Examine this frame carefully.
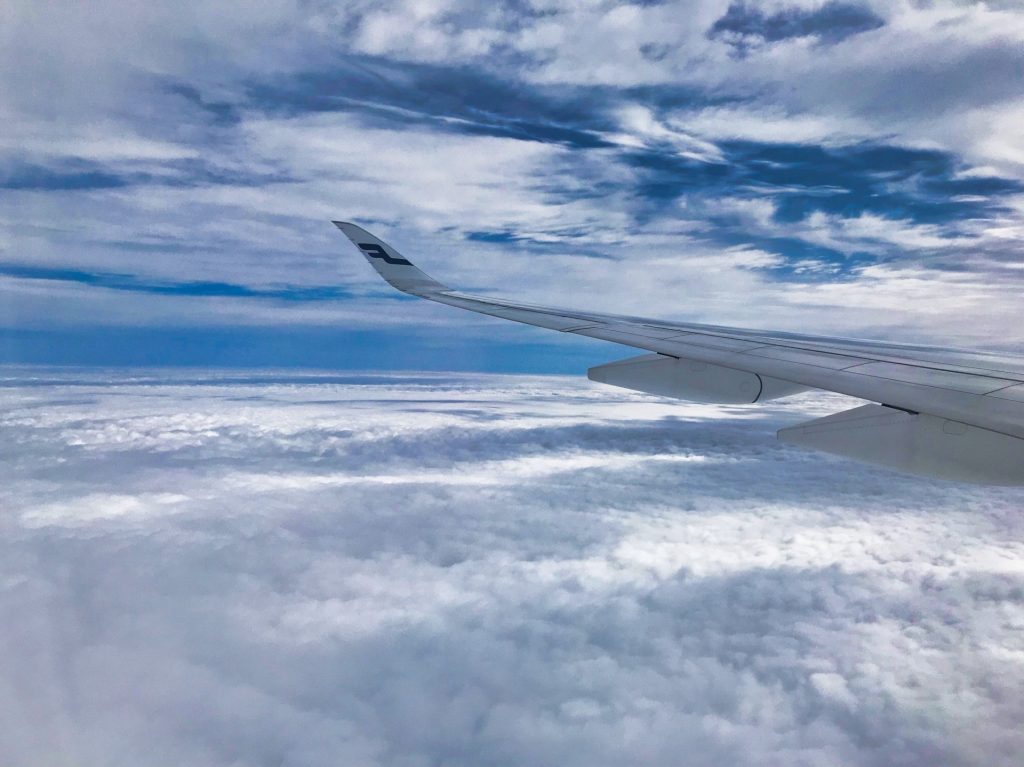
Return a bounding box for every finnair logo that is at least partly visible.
[358,243,411,266]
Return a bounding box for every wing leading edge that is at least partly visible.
[333,221,1024,485]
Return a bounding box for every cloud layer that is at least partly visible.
[2,1,1024,366]
[2,370,1023,765]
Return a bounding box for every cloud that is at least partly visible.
[707,1,886,55]
[2,370,1023,766]
[0,263,355,301]
[2,0,1024,367]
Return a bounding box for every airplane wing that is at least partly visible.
[333,221,1024,485]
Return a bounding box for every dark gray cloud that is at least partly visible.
[2,370,1022,765]
[708,1,886,54]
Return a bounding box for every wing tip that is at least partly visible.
[332,219,374,242]
[330,219,449,295]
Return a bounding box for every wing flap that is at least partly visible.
[779,404,1024,485]
[990,384,1024,402]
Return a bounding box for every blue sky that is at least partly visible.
[3,0,1024,370]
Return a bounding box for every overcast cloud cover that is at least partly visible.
[2,369,1023,766]
[3,0,1024,366]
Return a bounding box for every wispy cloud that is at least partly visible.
[2,0,1024,366]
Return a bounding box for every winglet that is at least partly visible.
[332,221,447,296]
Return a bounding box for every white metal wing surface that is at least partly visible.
[334,221,1024,485]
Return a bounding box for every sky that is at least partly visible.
[3,0,1024,370]
[4,7,1024,765]
[3,369,1023,767]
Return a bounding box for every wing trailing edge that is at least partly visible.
[779,404,1024,485]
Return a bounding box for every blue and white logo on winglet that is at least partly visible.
[334,219,448,295]
[358,243,412,266]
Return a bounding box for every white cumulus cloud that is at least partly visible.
[1,369,1022,766]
